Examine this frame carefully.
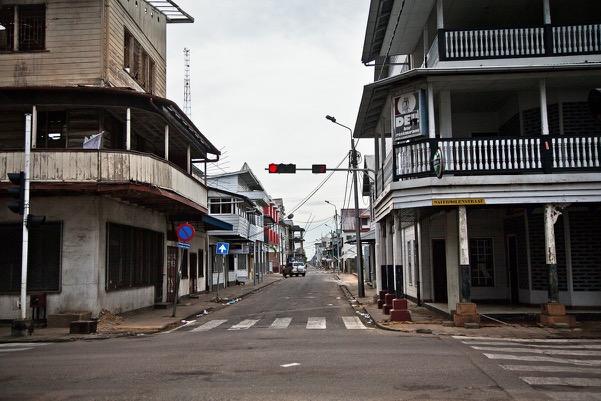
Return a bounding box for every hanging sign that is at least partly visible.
[393,91,424,141]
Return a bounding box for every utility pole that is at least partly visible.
[326,115,365,298]
[20,114,32,321]
[183,48,191,117]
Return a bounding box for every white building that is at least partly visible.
[357,0,601,321]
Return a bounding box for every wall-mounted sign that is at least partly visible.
[393,90,428,141]
[432,199,486,206]
[431,147,444,179]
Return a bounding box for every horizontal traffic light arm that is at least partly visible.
[266,166,376,175]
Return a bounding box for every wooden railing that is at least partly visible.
[439,23,600,61]
[394,135,601,180]
[0,150,208,206]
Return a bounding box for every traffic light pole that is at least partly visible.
[20,114,32,321]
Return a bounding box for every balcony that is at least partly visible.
[394,134,601,180]
[438,23,601,62]
[0,149,208,213]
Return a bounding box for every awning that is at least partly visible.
[146,0,194,23]
[202,215,233,231]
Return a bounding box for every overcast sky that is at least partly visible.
[165,1,373,257]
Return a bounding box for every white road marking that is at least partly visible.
[0,343,49,347]
[270,318,292,329]
[0,348,33,353]
[228,319,259,330]
[483,353,601,367]
[280,363,300,368]
[163,319,196,334]
[454,336,601,344]
[464,341,601,350]
[191,319,227,332]
[501,365,601,374]
[342,316,367,330]
[472,346,601,357]
[306,317,326,330]
[521,376,601,387]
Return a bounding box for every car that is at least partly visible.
[291,261,306,277]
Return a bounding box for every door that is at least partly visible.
[166,246,178,303]
[155,245,164,303]
[189,252,198,294]
[432,239,448,303]
[506,235,519,304]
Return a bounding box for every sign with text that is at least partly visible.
[393,90,427,141]
[432,199,486,206]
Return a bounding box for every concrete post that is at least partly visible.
[543,0,551,24]
[436,0,444,29]
[544,204,560,303]
[375,222,383,293]
[540,79,550,136]
[427,83,436,139]
[393,212,403,297]
[125,108,131,150]
[458,206,470,303]
[31,105,37,149]
[439,90,452,138]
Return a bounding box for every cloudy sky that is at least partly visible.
[165,1,373,256]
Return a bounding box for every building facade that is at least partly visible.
[357,0,601,320]
[0,0,226,320]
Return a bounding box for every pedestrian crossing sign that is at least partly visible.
[216,242,229,255]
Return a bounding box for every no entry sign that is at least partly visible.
[176,223,195,243]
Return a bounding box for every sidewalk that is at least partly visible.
[336,273,601,339]
[0,275,283,343]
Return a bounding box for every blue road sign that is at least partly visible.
[177,242,191,249]
[216,242,230,255]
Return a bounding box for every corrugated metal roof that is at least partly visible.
[146,0,194,23]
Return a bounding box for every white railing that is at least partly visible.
[0,150,208,207]
[443,27,545,59]
[395,135,601,179]
[553,24,601,54]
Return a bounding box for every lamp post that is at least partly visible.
[325,115,365,298]
[324,200,341,273]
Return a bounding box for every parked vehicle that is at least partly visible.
[291,261,306,277]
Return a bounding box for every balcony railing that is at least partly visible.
[394,135,601,180]
[439,23,601,61]
[0,149,208,207]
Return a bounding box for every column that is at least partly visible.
[544,204,559,303]
[458,206,470,303]
[539,79,549,136]
[427,83,436,139]
[392,212,403,297]
[436,0,444,30]
[423,26,429,68]
[31,105,37,149]
[439,90,452,138]
[543,0,551,24]
[445,210,460,309]
[375,222,383,293]
[164,125,169,160]
[186,145,191,174]
[125,108,131,150]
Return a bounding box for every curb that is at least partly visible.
[0,278,284,343]
[337,283,379,329]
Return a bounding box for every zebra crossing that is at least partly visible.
[0,342,49,355]
[454,336,601,400]
[189,316,369,332]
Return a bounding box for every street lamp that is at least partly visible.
[325,115,365,298]
[324,200,341,273]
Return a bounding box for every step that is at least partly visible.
[47,312,92,328]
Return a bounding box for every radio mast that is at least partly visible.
[183,48,191,117]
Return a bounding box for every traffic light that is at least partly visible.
[311,164,327,174]
[268,163,296,174]
[7,171,25,215]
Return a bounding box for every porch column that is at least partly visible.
[439,90,452,138]
[544,204,560,303]
[539,79,550,136]
[427,83,436,139]
[392,212,403,297]
[543,0,551,24]
[436,0,444,29]
[164,125,169,160]
[31,105,37,148]
[423,27,429,67]
[125,107,131,150]
[186,145,191,174]
[458,206,470,303]
[374,222,383,292]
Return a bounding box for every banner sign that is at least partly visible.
[393,90,428,141]
[432,199,486,206]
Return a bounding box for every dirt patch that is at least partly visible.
[96,309,124,333]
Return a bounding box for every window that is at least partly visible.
[470,238,494,287]
[123,29,155,93]
[106,223,163,291]
[0,223,62,293]
[0,5,45,52]
[209,198,235,214]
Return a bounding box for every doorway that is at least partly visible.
[506,235,519,303]
[189,252,198,294]
[432,239,448,303]
[166,246,178,303]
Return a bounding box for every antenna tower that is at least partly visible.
[183,48,191,117]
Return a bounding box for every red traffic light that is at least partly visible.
[312,164,327,174]
[267,163,296,174]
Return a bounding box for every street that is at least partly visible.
[0,269,570,401]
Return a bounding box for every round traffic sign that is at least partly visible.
[176,222,195,243]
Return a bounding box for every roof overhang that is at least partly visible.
[362,0,435,64]
[202,214,233,231]
[146,0,194,23]
[354,63,601,138]
[0,86,220,159]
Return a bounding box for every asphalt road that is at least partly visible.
[0,268,570,401]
